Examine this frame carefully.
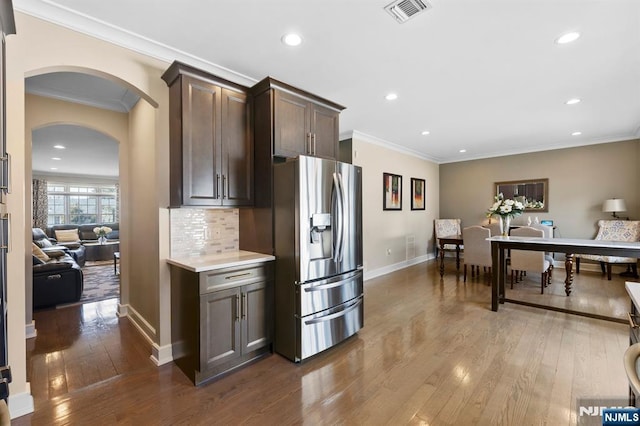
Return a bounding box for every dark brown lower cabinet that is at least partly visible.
[171,262,273,385]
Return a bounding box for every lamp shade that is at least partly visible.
[603,198,627,213]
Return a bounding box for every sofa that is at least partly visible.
[32,244,84,309]
[32,227,86,267]
[46,223,119,243]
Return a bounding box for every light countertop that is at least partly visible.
[626,282,640,309]
[167,250,275,273]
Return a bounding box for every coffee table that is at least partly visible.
[84,241,120,262]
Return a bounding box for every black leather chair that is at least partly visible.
[32,254,84,309]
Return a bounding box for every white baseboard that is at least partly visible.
[151,342,173,366]
[9,388,34,419]
[124,304,173,366]
[364,253,434,281]
[25,321,37,340]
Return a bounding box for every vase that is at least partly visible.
[500,216,511,237]
[98,236,106,245]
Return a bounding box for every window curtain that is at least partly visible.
[32,178,48,230]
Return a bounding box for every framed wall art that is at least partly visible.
[383,172,402,210]
[411,178,425,210]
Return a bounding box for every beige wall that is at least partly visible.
[440,139,640,239]
[352,135,439,277]
[8,11,170,416]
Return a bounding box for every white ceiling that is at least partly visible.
[15,0,640,163]
[32,124,119,178]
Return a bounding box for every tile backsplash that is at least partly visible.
[170,208,239,258]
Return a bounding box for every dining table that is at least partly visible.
[489,235,640,319]
[438,234,463,276]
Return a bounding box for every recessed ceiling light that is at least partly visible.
[459,149,466,153]
[566,98,581,105]
[53,145,66,149]
[281,33,302,46]
[555,31,580,45]
[51,157,61,160]
[385,93,398,101]
[571,131,582,136]
[50,167,58,170]
[421,130,430,136]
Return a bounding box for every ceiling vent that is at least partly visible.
[384,0,432,24]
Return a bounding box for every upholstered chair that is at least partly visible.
[434,218,463,258]
[509,226,551,293]
[575,220,640,280]
[462,226,491,283]
[530,223,554,281]
[485,222,503,237]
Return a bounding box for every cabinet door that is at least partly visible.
[181,76,222,206]
[221,89,253,206]
[273,90,309,158]
[241,281,271,354]
[201,287,241,370]
[310,104,339,160]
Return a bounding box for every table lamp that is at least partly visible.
[602,198,627,219]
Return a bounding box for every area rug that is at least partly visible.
[79,263,120,304]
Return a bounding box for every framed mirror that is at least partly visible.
[495,178,548,212]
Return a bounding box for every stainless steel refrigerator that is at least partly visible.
[273,155,363,362]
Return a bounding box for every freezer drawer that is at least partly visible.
[299,295,363,361]
[297,269,362,317]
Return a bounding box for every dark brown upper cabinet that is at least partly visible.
[252,77,344,160]
[162,61,253,207]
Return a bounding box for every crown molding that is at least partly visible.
[440,134,639,164]
[13,0,258,87]
[342,130,441,163]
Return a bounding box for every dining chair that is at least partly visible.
[434,218,462,258]
[509,226,551,293]
[530,223,554,282]
[485,222,502,237]
[462,226,491,283]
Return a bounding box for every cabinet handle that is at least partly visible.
[241,292,246,319]
[0,213,8,253]
[225,272,252,280]
[216,174,221,199]
[222,175,226,199]
[236,294,240,321]
[312,134,316,155]
[0,153,10,195]
[629,312,639,329]
[307,133,312,155]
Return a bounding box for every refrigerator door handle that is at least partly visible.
[304,297,362,325]
[337,172,347,262]
[301,270,360,292]
[332,172,344,263]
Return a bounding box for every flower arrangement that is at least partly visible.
[526,200,544,209]
[93,226,113,238]
[487,193,525,219]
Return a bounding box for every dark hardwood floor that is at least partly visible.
[14,259,630,425]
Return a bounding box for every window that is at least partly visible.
[47,183,118,225]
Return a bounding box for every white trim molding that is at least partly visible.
[8,388,34,419]
[344,130,440,163]
[364,253,434,281]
